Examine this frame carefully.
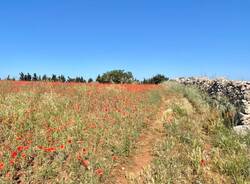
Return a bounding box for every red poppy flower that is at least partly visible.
[16,137,22,141]
[5,172,11,179]
[9,160,15,166]
[95,168,104,176]
[82,148,88,155]
[44,147,56,152]
[59,145,65,149]
[11,151,18,159]
[37,146,44,150]
[0,162,4,170]
[17,146,23,152]
[27,140,33,144]
[81,160,89,169]
[200,159,206,167]
[77,154,82,161]
[21,153,26,158]
[17,145,29,152]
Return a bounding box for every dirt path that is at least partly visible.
[109,93,195,184]
[112,97,169,184]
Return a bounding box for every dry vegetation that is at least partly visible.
[0,81,249,183]
[132,82,250,184]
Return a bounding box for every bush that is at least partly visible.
[143,74,169,84]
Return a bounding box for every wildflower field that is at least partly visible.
[0,81,249,184]
[0,81,162,183]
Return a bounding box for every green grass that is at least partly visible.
[135,82,250,184]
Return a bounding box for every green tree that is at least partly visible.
[67,77,72,82]
[88,78,93,83]
[42,75,47,81]
[32,73,38,81]
[97,70,134,84]
[27,73,32,81]
[19,72,25,81]
[58,75,66,82]
[96,75,101,82]
[51,74,57,82]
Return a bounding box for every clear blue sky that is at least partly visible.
[0,0,249,80]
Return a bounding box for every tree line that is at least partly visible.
[18,72,92,83]
[2,70,169,84]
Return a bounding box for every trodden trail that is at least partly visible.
[109,94,173,184]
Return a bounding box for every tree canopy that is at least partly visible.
[96,70,134,84]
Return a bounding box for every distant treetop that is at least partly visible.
[142,74,169,84]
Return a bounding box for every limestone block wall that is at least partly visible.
[175,77,250,134]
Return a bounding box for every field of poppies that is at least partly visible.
[1,81,249,184]
[0,81,163,183]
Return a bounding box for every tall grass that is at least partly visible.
[0,82,162,183]
[136,82,250,183]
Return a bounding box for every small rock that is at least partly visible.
[244,120,250,125]
[233,125,250,136]
[238,112,248,119]
[244,93,250,101]
[240,114,250,122]
[241,99,249,106]
[242,107,250,114]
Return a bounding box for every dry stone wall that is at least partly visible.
[175,77,250,134]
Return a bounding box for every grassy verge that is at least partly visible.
[136,82,250,184]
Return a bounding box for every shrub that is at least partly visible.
[143,74,169,84]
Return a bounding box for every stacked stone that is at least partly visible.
[175,77,250,135]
